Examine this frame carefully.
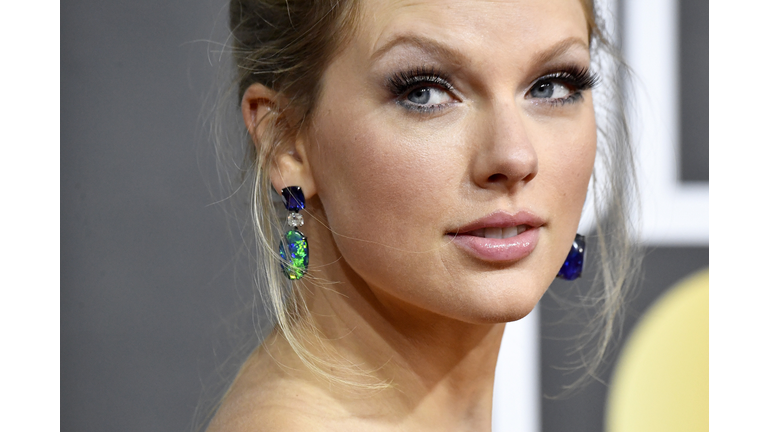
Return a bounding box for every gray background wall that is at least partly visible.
[61,2,255,430]
[60,1,708,431]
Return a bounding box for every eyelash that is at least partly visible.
[530,66,600,105]
[386,65,600,112]
[387,66,455,113]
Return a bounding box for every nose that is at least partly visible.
[471,100,538,191]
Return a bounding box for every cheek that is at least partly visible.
[308,129,452,305]
[537,111,597,234]
[309,110,458,257]
[550,130,594,198]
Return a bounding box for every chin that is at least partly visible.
[456,293,544,325]
[434,272,554,325]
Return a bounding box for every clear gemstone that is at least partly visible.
[287,212,304,227]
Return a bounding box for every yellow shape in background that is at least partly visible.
[605,269,709,432]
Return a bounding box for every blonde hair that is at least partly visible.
[213,0,641,393]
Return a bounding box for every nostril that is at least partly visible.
[521,171,536,183]
[487,173,508,183]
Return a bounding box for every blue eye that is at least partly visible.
[529,80,573,100]
[527,67,600,104]
[405,86,452,107]
[408,88,431,104]
[388,67,456,112]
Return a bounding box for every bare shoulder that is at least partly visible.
[205,347,343,432]
[206,402,325,432]
[206,383,332,432]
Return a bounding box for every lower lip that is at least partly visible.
[448,227,540,263]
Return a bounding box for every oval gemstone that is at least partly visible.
[279,229,309,280]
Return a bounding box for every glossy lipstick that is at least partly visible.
[447,211,542,263]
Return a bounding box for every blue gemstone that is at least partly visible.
[281,186,305,212]
[557,234,585,281]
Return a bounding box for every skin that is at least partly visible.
[209,0,596,430]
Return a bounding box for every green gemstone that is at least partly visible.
[279,229,308,280]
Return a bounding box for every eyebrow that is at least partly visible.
[531,37,590,65]
[370,34,469,65]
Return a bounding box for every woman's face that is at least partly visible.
[304,0,596,323]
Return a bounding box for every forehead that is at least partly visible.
[352,0,590,68]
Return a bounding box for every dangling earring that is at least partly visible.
[279,186,309,280]
[557,234,585,280]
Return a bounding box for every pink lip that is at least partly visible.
[447,211,543,263]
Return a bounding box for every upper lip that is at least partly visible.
[448,210,545,235]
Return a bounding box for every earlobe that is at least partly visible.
[241,83,317,200]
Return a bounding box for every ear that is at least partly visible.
[241,84,317,200]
